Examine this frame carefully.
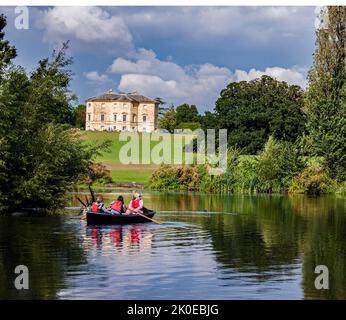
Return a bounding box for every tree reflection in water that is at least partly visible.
[0,216,86,299]
[0,193,345,299]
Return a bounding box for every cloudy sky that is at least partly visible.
[2,6,317,112]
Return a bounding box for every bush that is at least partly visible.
[149,164,201,191]
[336,181,346,195]
[148,138,339,195]
[256,136,305,193]
[233,155,259,193]
[289,164,337,195]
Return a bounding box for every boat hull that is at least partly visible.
[86,210,156,225]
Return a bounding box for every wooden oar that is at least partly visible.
[77,197,87,208]
[160,210,236,215]
[131,210,161,225]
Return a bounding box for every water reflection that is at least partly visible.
[0,216,86,299]
[84,224,154,253]
[0,193,345,299]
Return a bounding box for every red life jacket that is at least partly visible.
[131,198,140,209]
[111,200,123,212]
[91,202,101,213]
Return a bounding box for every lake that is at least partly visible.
[0,192,345,299]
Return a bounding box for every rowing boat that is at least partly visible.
[86,208,156,225]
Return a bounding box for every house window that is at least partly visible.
[143,115,147,122]
[101,114,105,122]
[133,114,136,122]
[88,114,91,121]
[114,114,117,122]
[123,126,126,131]
[123,114,126,122]
[88,103,91,108]
[113,126,116,131]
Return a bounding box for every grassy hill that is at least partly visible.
[80,131,194,185]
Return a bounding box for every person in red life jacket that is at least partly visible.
[126,192,144,215]
[91,195,105,213]
[109,195,126,215]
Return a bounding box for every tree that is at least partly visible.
[154,97,168,118]
[73,104,86,129]
[215,75,306,154]
[305,6,346,181]
[29,42,75,125]
[175,103,200,126]
[0,16,107,213]
[200,111,218,131]
[0,14,16,74]
[158,106,177,132]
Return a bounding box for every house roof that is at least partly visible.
[86,90,157,103]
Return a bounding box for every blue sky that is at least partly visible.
[2,6,317,112]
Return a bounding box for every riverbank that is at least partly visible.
[81,131,345,195]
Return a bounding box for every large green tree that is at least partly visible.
[29,42,75,125]
[175,103,200,126]
[0,14,16,74]
[305,6,346,181]
[215,75,305,154]
[200,111,218,131]
[158,106,177,132]
[0,17,105,212]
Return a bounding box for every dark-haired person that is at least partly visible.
[109,195,126,215]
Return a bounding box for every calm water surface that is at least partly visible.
[0,193,345,299]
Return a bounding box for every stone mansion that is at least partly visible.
[85,90,159,132]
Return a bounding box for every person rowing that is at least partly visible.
[125,192,144,215]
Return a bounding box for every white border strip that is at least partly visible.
[0,1,345,6]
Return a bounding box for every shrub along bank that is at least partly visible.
[149,137,343,195]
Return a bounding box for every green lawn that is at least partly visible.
[110,170,152,184]
[81,131,193,162]
[81,131,129,163]
[80,131,195,184]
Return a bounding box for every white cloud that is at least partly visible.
[37,7,133,51]
[111,49,307,111]
[110,48,187,80]
[84,71,111,84]
[233,67,307,88]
